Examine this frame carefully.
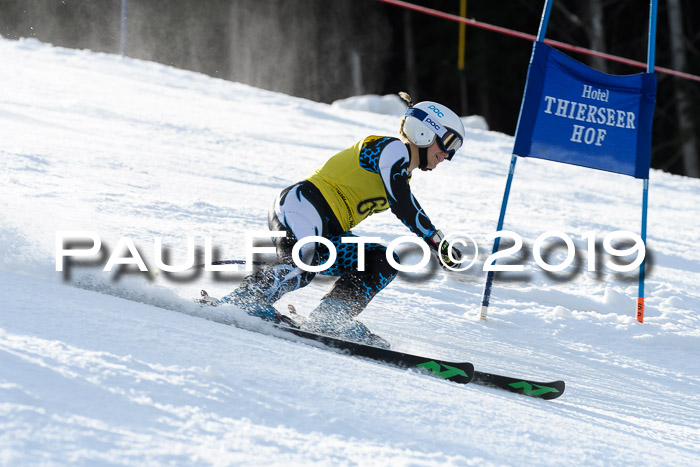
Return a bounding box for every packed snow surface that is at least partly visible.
[1,38,699,465]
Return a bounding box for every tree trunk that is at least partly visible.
[403,9,418,100]
[587,0,608,73]
[667,0,700,177]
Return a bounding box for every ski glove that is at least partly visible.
[426,230,463,270]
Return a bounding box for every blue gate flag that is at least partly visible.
[513,42,657,179]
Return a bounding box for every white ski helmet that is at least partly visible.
[400,94,465,161]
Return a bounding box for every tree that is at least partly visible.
[666,0,700,177]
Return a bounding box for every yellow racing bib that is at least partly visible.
[306,136,403,231]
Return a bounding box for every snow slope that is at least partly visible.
[1,37,699,465]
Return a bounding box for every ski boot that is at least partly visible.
[200,289,298,327]
[303,298,390,349]
[217,278,281,321]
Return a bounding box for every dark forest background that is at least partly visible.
[1,0,699,178]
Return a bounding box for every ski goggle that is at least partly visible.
[405,107,463,160]
[438,128,463,160]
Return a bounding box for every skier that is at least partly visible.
[216,93,466,347]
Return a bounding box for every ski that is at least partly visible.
[196,291,474,385]
[471,371,566,400]
[273,324,475,385]
[279,305,564,399]
[200,291,564,398]
[73,283,565,398]
[272,324,564,399]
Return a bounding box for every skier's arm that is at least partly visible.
[376,142,437,241]
[377,141,463,269]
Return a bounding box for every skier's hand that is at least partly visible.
[427,230,464,270]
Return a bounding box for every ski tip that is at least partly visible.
[546,380,566,399]
[522,380,566,400]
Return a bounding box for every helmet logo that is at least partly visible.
[425,117,441,131]
[428,104,445,118]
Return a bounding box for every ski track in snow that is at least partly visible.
[1,37,699,465]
